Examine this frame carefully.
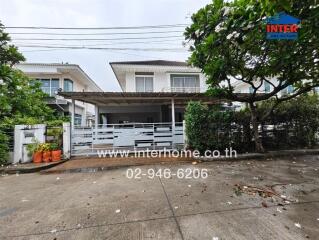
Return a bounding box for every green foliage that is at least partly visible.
[0,22,63,164]
[185,0,319,152]
[26,138,41,157]
[185,95,319,153]
[261,95,319,148]
[185,101,210,153]
[185,0,318,98]
[0,131,9,165]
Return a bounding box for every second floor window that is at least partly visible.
[64,79,73,92]
[136,76,153,92]
[170,75,199,92]
[264,82,271,93]
[39,78,59,96]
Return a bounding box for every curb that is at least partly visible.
[0,159,69,175]
[195,149,319,162]
[40,160,194,174]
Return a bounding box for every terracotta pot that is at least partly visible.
[42,151,51,163]
[51,150,62,162]
[33,152,42,163]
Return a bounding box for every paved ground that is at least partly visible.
[42,156,194,174]
[0,155,319,240]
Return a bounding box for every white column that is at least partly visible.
[95,105,99,142]
[71,99,75,130]
[171,98,175,146]
[63,122,71,159]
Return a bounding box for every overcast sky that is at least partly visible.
[0,0,211,91]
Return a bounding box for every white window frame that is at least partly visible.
[38,78,60,96]
[135,75,154,92]
[170,74,200,92]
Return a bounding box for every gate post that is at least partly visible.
[63,122,71,159]
[183,120,187,150]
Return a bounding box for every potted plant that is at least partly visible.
[51,143,62,162]
[41,143,51,163]
[27,139,42,163]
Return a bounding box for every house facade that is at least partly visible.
[15,63,103,126]
[59,60,220,155]
[101,60,208,124]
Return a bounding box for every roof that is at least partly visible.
[59,92,226,106]
[110,60,189,67]
[15,63,103,92]
[267,12,301,24]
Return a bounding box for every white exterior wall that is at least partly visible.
[121,67,207,93]
[15,63,101,124]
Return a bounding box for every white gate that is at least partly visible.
[71,122,184,156]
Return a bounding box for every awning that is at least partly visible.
[59,92,228,106]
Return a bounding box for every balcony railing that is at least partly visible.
[161,87,202,93]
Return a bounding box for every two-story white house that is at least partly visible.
[60,60,219,155]
[15,63,103,126]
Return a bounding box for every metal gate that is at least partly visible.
[71,122,184,156]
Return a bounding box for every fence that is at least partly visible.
[71,122,185,156]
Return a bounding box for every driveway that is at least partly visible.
[0,155,318,240]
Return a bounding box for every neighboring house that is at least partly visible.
[15,63,103,126]
[233,78,295,96]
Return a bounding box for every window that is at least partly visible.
[287,85,294,94]
[249,87,254,94]
[64,79,73,92]
[39,78,60,96]
[50,79,59,96]
[170,75,199,92]
[74,114,82,126]
[264,82,271,93]
[135,76,153,92]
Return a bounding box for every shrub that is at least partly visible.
[0,131,9,165]
[185,95,319,153]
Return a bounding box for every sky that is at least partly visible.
[0,0,211,91]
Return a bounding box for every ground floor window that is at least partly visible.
[74,114,82,126]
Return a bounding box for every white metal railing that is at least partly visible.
[161,87,203,93]
[71,122,184,156]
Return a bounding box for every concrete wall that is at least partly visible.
[124,71,207,92]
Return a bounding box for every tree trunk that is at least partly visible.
[249,102,265,153]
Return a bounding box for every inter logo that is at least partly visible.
[266,12,300,40]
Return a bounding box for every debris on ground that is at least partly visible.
[294,223,301,228]
[115,209,121,213]
[261,202,268,208]
[50,229,57,233]
[233,184,295,202]
[201,184,207,193]
[192,161,198,165]
[227,201,232,205]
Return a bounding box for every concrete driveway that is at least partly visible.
[0,155,318,240]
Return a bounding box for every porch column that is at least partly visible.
[171,98,175,145]
[95,105,99,141]
[71,99,75,130]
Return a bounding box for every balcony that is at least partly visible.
[161,87,202,93]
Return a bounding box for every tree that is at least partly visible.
[185,0,319,152]
[0,22,56,164]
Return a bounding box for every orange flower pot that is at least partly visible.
[42,151,51,163]
[51,150,62,162]
[33,152,43,163]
